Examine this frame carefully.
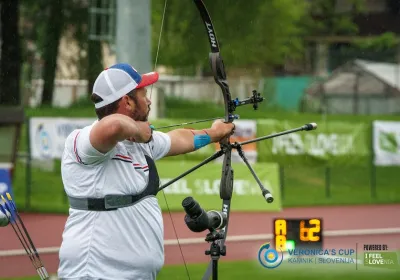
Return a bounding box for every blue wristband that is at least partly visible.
[194,134,211,150]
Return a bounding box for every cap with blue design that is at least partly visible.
[92,63,159,109]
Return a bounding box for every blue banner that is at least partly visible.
[0,168,16,223]
[0,168,14,199]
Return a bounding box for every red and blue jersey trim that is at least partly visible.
[111,154,149,172]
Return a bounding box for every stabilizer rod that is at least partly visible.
[237,123,317,146]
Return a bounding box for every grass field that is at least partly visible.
[8,96,400,213]
[7,258,400,280]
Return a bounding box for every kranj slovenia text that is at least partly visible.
[286,249,356,265]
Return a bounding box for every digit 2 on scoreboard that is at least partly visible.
[273,218,323,251]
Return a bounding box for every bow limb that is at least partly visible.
[193,1,235,279]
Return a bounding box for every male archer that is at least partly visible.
[57,63,235,280]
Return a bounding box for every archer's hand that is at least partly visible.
[127,121,153,143]
[210,120,235,142]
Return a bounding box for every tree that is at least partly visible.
[152,0,309,76]
[40,0,64,105]
[20,0,103,104]
[304,0,365,36]
[0,0,21,106]
[86,0,107,98]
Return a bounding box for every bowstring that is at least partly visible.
[150,0,191,279]
[149,0,167,101]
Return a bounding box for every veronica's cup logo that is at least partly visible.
[258,242,283,269]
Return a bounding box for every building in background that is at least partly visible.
[303,59,400,115]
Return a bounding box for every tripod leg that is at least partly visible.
[201,198,230,280]
[202,262,213,280]
[201,256,219,280]
[235,145,274,203]
[204,241,221,280]
[212,259,218,280]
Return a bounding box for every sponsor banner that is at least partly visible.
[373,121,400,166]
[364,252,399,270]
[256,119,370,166]
[29,118,258,162]
[0,167,17,223]
[0,168,13,200]
[29,117,378,167]
[156,160,281,212]
[29,117,95,160]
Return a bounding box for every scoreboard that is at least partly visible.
[273,218,323,251]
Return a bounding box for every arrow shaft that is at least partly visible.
[153,114,239,130]
[155,117,221,130]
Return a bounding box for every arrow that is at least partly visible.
[150,114,239,130]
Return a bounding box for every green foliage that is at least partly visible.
[16,0,374,87]
[352,32,400,51]
[151,0,374,74]
[20,0,95,84]
[151,0,202,69]
[20,0,48,55]
[152,0,309,74]
[239,0,309,71]
[304,0,366,36]
[0,0,22,105]
[20,0,90,62]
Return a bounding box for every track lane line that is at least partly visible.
[1,227,400,257]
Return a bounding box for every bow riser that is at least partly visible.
[209,54,232,123]
[220,150,233,200]
[209,54,234,123]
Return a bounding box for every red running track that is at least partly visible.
[0,204,399,279]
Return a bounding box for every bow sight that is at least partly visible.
[230,90,264,111]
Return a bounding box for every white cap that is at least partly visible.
[92,63,159,109]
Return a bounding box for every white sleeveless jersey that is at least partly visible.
[58,121,171,280]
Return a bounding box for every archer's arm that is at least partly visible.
[90,114,152,154]
[165,120,235,156]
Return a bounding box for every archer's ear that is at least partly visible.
[122,95,135,111]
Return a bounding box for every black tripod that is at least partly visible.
[204,230,225,280]
[158,122,317,280]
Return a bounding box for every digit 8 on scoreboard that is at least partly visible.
[273,218,323,251]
